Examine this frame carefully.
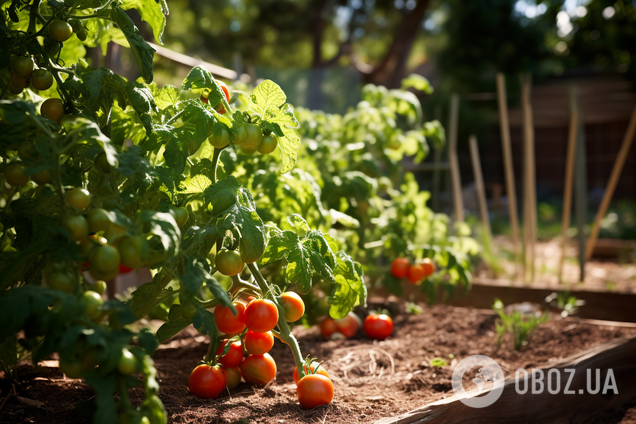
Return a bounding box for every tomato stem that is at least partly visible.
[247,263,307,380]
[211,147,222,184]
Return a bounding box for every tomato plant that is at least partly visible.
[0,0,368,418]
[363,313,394,340]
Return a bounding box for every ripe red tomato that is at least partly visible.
[119,263,134,274]
[391,257,410,278]
[245,299,279,333]
[293,362,330,386]
[281,292,305,322]
[320,318,337,339]
[297,374,334,409]
[214,302,246,335]
[223,366,241,390]
[216,340,244,368]
[239,353,277,385]
[421,258,436,277]
[407,264,426,285]
[214,80,231,114]
[363,313,393,340]
[244,330,274,355]
[335,312,360,338]
[188,364,227,399]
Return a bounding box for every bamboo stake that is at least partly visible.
[469,135,492,241]
[585,104,636,261]
[520,73,537,283]
[496,73,520,277]
[558,86,579,283]
[448,94,463,222]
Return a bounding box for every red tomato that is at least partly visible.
[421,258,436,277]
[297,375,334,409]
[224,366,241,390]
[188,364,227,399]
[216,340,244,368]
[239,353,277,385]
[335,312,360,338]
[119,263,133,274]
[363,314,394,340]
[391,257,410,278]
[245,299,279,333]
[320,318,337,339]
[244,330,274,355]
[214,80,230,114]
[281,292,305,322]
[293,362,330,386]
[246,295,256,304]
[214,302,246,335]
[407,264,426,285]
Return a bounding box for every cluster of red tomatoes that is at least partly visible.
[201,81,279,156]
[391,257,436,285]
[188,292,334,409]
[320,311,394,341]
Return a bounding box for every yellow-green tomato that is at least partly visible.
[11,56,34,77]
[258,134,278,154]
[209,128,230,148]
[233,125,247,145]
[81,291,103,319]
[48,19,73,42]
[118,236,144,269]
[31,70,54,90]
[90,244,120,273]
[215,249,244,276]
[66,188,91,211]
[48,272,75,293]
[171,207,188,227]
[41,98,64,124]
[86,208,111,233]
[117,348,137,375]
[64,215,89,241]
[92,280,107,295]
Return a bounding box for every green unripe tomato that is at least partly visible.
[3,163,29,186]
[215,249,244,276]
[117,348,137,375]
[89,266,118,282]
[233,125,247,145]
[181,301,198,319]
[11,56,34,78]
[8,83,23,95]
[48,19,73,42]
[171,207,188,227]
[258,134,278,154]
[66,188,91,211]
[90,244,120,273]
[208,128,230,148]
[64,215,89,241]
[48,272,75,293]
[118,236,144,269]
[92,280,107,295]
[86,208,111,233]
[94,152,112,173]
[41,98,64,124]
[242,124,263,150]
[80,290,103,320]
[31,70,54,90]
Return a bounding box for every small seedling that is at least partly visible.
[493,299,549,350]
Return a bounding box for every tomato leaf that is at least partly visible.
[329,251,367,319]
[110,6,155,83]
[121,0,167,45]
[180,256,232,309]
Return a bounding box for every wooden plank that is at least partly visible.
[469,135,492,241]
[147,42,238,80]
[448,94,463,222]
[558,86,579,283]
[585,104,636,260]
[375,337,636,424]
[496,73,520,276]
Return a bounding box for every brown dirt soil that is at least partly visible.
[2,304,636,424]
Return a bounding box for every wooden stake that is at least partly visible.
[469,135,492,241]
[558,86,579,283]
[448,94,463,222]
[520,73,537,283]
[585,104,636,261]
[496,73,520,276]
[574,100,588,282]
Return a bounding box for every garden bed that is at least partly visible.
[2,304,636,424]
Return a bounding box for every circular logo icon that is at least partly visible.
[451,355,505,408]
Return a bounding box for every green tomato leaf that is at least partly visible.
[110,6,155,83]
[121,0,167,44]
[401,73,433,94]
[329,251,367,319]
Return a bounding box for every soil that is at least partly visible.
[478,237,636,293]
[2,304,636,424]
